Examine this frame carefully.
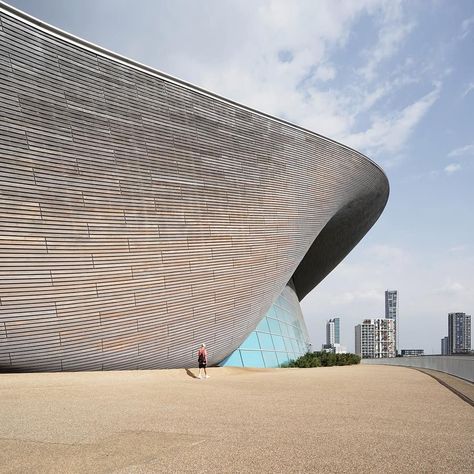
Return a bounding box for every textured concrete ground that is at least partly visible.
[414,367,474,404]
[0,365,472,473]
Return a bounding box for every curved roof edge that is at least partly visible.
[292,178,389,301]
[0,1,386,178]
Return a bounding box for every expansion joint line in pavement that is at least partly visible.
[413,368,474,407]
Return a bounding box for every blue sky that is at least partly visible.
[8,0,473,353]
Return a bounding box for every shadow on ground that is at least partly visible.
[184,368,199,379]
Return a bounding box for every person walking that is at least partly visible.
[197,343,209,379]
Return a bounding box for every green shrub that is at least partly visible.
[284,351,361,368]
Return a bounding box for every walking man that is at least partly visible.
[197,343,209,379]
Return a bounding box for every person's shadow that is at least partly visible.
[185,368,199,379]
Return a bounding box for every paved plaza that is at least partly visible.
[0,365,472,473]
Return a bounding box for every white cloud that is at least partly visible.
[350,72,422,117]
[358,83,392,111]
[343,83,441,158]
[369,244,410,262]
[434,279,466,296]
[460,16,474,39]
[444,163,461,174]
[314,64,336,81]
[340,289,383,304]
[358,2,415,81]
[358,21,415,81]
[448,245,467,253]
[463,82,474,97]
[448,143,474,158]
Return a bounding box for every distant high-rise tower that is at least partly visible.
[322,318,346,353]
[355,319,396,358]
[385,290,398,354]
[441,336,449,355]
[448,313,471,354]
[355,320,375,358]
[326,318,340,345]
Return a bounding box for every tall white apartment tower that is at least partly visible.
[385,290,398,355]
[355,321,375,358]
[355,319,396,358]
[326,318,340,345]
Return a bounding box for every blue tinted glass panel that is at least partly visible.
[221,350,243,367]
[256,318,270,333]
[262,351,279,368]
[275,306,287,321]
[281,300,291,312]
[240,332,260,350]
[280,323,290,337]
[218,281,311,368]
[276,352,290,366]
[257,332,274,350]
[298,340,306,354]
[271,335,286,351]
[240,350,265,368]
[283,337,293,352]
[266,306,277,318]
[289,338,299,353]
[267,318,281,335]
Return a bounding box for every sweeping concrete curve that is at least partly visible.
[0,2,389,372]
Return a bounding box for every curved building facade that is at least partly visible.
[0,3,389,372]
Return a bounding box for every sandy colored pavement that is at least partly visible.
[0,365,472,473]
[413,368,474,403]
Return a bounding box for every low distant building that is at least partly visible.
[321,343,347,354]
[355,319,396,358]
[441,336,449,355]
[401,349,424,357]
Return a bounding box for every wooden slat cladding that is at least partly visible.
[0,5,389,372]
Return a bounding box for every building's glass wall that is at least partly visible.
[219,281,311,368]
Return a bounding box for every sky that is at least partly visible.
[7,0,473,354]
